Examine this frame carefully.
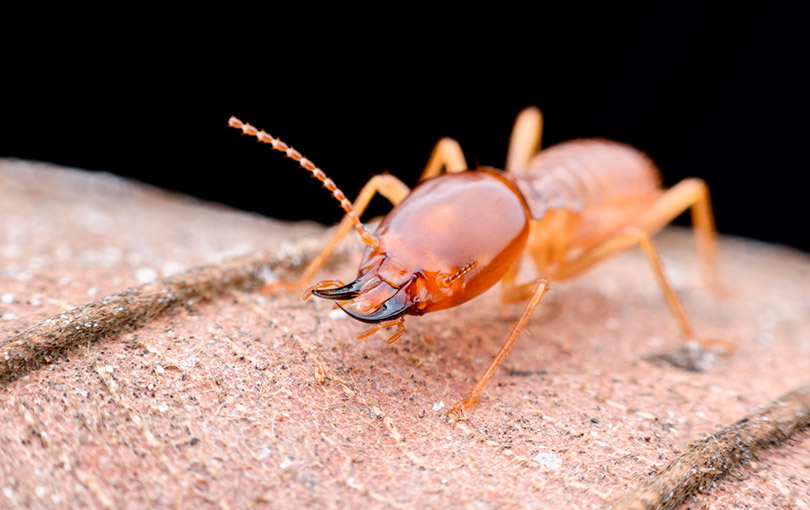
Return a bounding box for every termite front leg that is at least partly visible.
[269,174,411,293]
[449,279,549,418]
[356,317,406,345]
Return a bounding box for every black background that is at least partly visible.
[3,6,806,252]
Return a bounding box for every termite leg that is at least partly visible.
[552,227,732,352]
[418,138,468,181]
[554,227,695,337]
[302,280,346,300]
[265,175,410,293]
[500,258,540,303]
[356,317,406,344]
[505,106,544,173]
[449,279,549,418]
[502,211,579,303]
[634,178,719,291]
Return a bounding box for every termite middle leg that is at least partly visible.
[418,138,468,181]
[502,211,579,303]
[449,278,549,417]
[267,174,410,292]
[505,106,544,173]
[500,259,538,303]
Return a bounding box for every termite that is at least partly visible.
[229,108,720,417]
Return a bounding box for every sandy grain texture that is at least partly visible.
[1,159,808,509]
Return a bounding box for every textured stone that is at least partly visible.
[1,159,808,509]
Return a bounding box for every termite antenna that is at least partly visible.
[228,116,377,247]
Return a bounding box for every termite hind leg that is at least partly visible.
[418,138,468,181]
[552,228,733,354]
[635,178,720,293]
[448,279,549,418]
[505,107,544,173]
[264,174,411,294]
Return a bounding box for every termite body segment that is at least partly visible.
[230,108,719,417]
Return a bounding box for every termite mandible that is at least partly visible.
[229,108,721,417]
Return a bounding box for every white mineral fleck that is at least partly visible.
[127,252,144,266]
[104,365,114,373]
[258,266,277,285]
[2,487,16,505]
[76,207,112,234]
[1,244,22,258]
[81,250,100,265]
[102,246,122,265]
[533,452,563,470]
[161,261,185,277]
[29,255,50,268]
[135,267,158,284]
[54,245,72,260]
[329,308,347,320]
[1,293,13,304]
[432,401,446,411]
[15,270,33,281]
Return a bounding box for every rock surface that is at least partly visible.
[1,159,808,509]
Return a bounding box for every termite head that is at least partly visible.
[309,256,417,323]
[308,170,532,325]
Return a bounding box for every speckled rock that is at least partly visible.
[1,159,808,509]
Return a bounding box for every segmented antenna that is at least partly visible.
[228,116,377,247]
